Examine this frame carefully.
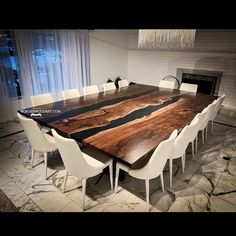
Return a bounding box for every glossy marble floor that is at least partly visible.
[0,116,236,212]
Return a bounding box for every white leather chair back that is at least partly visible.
[159,80,176,89]
[83,85,99,96]
[199,103,216,130]
[102,82,116,92]
[170,117,199,159]
[30,93,53,107]
[129,129,178,179]
[118,79,129,88]
[17,112,56,152]
[212,94,226,120]
[62,89,80,100]
[180,83,198,93]
[189,108,207,140]
[52,129,102,179]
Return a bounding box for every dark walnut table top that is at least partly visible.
[19,84,217,168]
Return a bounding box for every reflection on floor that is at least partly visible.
[0,117,236,212]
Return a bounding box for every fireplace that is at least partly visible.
[176,68,223,95]
[182,73,217,95]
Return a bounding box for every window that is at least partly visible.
[31,32,62,94]
[0,31,22,99]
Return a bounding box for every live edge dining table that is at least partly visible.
[18,84,218,169]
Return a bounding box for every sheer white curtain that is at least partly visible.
[14,29,90,108]
[60,30,91,91]
[0,32,19,122]
[0,67,16,122]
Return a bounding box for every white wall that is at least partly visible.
[127,30,236,109]
[88,30,236,109]
[89,30,128,90]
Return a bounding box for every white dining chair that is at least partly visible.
[17,112,57,179]
[168,117,199,187]
[191,108,208,154]
[30,93,54,133]
[51,129,113,211]
[102,82,116,92]
[118,79,129,88]
[114,129,178,206]
[158,80,176,89]
[198,102,217,144]
[83,85,99,96]
[30,93,54,107]
[209,94,226,134]
[62,89,80,100]
[180,83,198,93]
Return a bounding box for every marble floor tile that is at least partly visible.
[61,177,141,212]
[117,161,190,211]
[0,170,12,186]
[150,206,162,212]
[118,173,166,201]
[213,172,236,200]
[3,160,33,182]
[86,188,149,212]
[0,149,16,161]
[0,139,13,151]
[150,190,174,212]
[172,158,201,185]
[188,174,210,194]
[8,138,31,159]
[0,132,27,150]
[50,169,67,189]
[0,143,7,151]
[226,161,236,176]
[214,172,236,192]
[168,197,203,212]
[0,188,18,212]
[215,192,236,206]
[32,151,65,180]
[86,200,149,212]
[200,154,228,173]
[51,169,82,192]
[64,188,99,211]
[0,158,24,173]
[188,171,222,194]
[33,161,58,180]
[14,170,45,195]
[176,186,209,211]
[165,175,189,195]
[0,119,236,212]
[19,199,42,212]
[85,173,115,196]
[36,191,72,212]
[0,181,24,207]
[27,179,59,203]
[215,110,236,127]
[0,181,39,211]
[193,150,210,165]
[207,196,236,212]
[60,202,83,212]
[0,120,23,138]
